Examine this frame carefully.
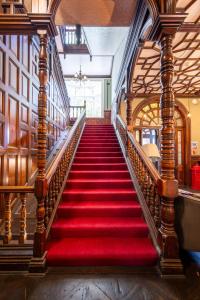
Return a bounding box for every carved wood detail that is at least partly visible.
[33,31,48,258]
[158,32,183,275]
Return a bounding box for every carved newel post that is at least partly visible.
[33,30,48,260]
[158,32,183,274]
[149,13,186,275]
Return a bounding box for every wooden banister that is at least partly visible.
[116,114,185,274]
[127,132,160,183]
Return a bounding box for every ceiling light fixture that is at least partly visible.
[74,65,87,83]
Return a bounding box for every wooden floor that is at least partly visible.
[0,268,199,300]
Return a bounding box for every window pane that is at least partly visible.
[66,79,103,118]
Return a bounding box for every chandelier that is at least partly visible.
[74,65,87,83]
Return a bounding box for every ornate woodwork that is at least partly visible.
[116,115,160,248]
[33,30,48,258]
[158,32,183,274]
[0,34,69,188]
[126,93,133,129]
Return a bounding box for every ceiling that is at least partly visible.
[55,0,137,26]
[131,0,200,96]
[59,27,129,77]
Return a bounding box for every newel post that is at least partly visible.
[33,30,48,261]
[158,32,183,275]
[149,14,186,275]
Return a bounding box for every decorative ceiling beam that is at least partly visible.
[148,14,187,41]
[0,13,57,36]
[179,23,200,32]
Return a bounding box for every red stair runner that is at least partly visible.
[47,124,158,267]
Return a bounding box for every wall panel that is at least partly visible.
[0,35,70,187]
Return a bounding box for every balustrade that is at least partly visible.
[70,101,86,120]
[0,187,34,245]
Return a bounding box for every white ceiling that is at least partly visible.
[83,27,129,56]
[60,54,113,77]
[59,27,129,77]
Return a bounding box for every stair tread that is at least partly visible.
[66,179,132,183]
[58,200,140,208]
[52,216,147,226]
[47,124,158,268]
[47,237,158,266]
[63,189,136,194]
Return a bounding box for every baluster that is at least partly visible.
[52,177,56,208]
[44,194,49,228]
[154,190,161,228]
[146,174,151,207]
[48,182,54,220]
[3,193,12,244]
[149,181,155,219]
[19,193,27,244]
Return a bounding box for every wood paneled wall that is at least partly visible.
[0,35,69,186]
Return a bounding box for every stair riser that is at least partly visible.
[68,171,130,179]
[80,139,118,143]
[83,129,115,132]
[77,147,121,152]
[71,164,128,171]
[74,157,124,163]
[66,181,133,189]
[75,152,123,157]
[62,192,137,201]
[82,134,116,137]
[50,227,148,239]
[57,207,142,218]
[79,143,119,147]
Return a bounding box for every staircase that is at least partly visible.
[47,124,158,267]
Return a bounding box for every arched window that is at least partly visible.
[132,99,189,186]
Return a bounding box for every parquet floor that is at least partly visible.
[0,268,199,300]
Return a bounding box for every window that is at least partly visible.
[66,79,103,118]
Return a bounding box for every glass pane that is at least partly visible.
[135,130,140,143]
[66,79,103,118]
[176,118,183,126]
[151,103,158,109]
[135,118,140,126]
[177,130,182,164]
[143,105,149,112]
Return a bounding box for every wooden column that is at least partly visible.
[158,32,183,275]
[149,14,186,275]
[33,30,48,259]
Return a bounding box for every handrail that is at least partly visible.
[127,132,160,183]
[116,114,161,251]
[116,115,160,182]
[0,186,34,193]
[0,110,86,249]
[46,110,85,185]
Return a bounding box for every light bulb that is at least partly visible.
[192,99,198,105]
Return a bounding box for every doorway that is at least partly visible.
[133,100,190,186]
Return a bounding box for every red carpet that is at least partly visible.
[47,125,158,267]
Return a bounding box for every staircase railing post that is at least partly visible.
[148,14,186,275]
[32,29,48,267]
[148,13,186,275]
[158,31,183,275]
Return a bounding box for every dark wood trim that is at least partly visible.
[0,13,57,37]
